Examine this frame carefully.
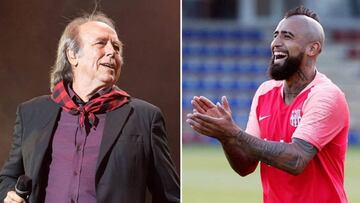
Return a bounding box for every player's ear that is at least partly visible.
[307,42,321,56]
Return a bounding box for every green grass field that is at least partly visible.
[182,145,360,203]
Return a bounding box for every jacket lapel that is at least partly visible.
[95,103,132,179]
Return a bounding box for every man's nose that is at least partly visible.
[271,36,282,49]
[105,42,116,57]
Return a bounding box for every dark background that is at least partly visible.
[0,0,180,175]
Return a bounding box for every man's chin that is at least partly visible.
[98,75,117,86]
[269,64,287,80]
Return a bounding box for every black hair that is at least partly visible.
[284,6,320,22]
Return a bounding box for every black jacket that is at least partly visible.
[0,95,180,203]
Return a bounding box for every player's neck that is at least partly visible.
[283,68,316,104]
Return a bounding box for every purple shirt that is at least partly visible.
[44,86,107,203]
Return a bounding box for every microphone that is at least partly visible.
[15,175,32,200]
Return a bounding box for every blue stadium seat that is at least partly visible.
[182,80,199,91]
[233,114,249,128]
[182,97,192,109]
[182,28,193,39]
[183,28,264,41]
[210,29,227,39]
[182,46,191,56]
[182,62,191,73]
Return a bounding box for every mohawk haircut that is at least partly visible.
[284,6,320,22]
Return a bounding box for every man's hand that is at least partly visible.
[191,96,224,117]
[187,96,241,143]
[4,191,25,203]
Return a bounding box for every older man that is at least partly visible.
[0,13,179,203]
[187,6,349,203]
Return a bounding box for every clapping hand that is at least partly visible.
[186,96,241,143]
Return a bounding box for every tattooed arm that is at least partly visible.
[221,138,259,176]
[187,96,317,176]
[229,131,317,175]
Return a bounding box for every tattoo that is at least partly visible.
[296,70,308,81]
[285,138,317,171]
[235,131,317,175]
[283,81,308,104]
[220,135,259,176]
[283,70,317,104]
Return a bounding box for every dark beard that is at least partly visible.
[268,52,304,80]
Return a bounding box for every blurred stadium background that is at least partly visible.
[182,0,360,202]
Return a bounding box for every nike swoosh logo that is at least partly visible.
[259,115,271,121]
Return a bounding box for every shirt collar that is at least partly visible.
[67,83,113,106]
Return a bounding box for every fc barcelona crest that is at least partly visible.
[290,109,301,127]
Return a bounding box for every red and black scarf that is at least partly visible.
[51,80,130,128]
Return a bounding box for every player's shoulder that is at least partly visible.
[310,72,345,99]
[255,79,282,96]
[303,72,348,112]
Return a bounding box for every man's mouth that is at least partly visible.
[273,51,288,63]
[100,63,115,69]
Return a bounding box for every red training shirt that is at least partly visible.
[246,71,349,203]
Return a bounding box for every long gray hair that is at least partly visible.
[49,12,122,92]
